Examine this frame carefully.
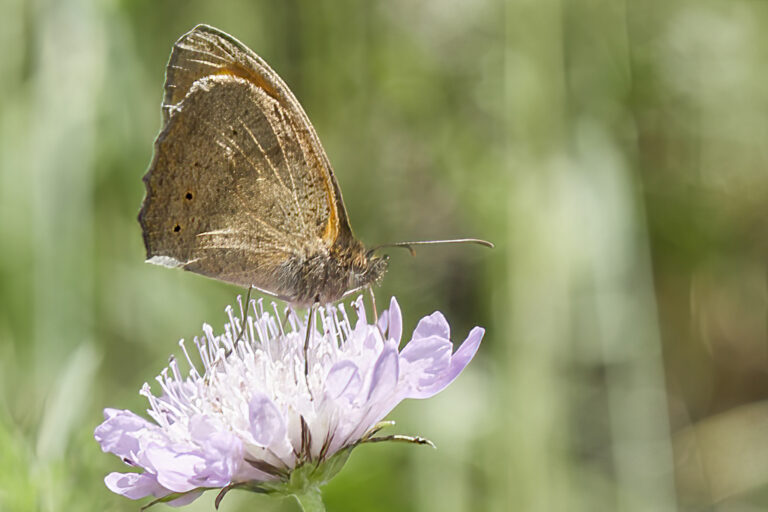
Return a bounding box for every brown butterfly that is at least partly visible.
[139,25,491,308]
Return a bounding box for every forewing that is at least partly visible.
[139,27,348,296]
[160,24,354,243]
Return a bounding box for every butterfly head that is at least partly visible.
[349,250,389,291]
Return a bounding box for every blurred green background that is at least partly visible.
[2,0,768,510]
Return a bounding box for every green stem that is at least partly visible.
[292,487,325,512]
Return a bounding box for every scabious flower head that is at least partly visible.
[95,296,484,508]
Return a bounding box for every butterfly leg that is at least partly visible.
[303,302,317,379]
[233,285,254,348]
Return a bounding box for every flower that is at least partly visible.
[95,296,484,509]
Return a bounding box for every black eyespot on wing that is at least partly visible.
[173,224,181,232]
[185,192,193,200]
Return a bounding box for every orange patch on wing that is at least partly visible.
[321,177,339,244]
[216,68,281,103]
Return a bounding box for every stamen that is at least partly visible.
[168,357,196,406]
[158,367,171,389]
[321,308,331,340]
[331,308,344,347]
[257,297,265,318]
[272,303,285,337]
[286,307,298,333]
[222,323,233,347]
[317,305,327,333]
[265,313,279,339]
[178,339,199,377]
[244,317,256,354]
[209,347,227,374]
[292,308,305,335]
[331,306,343,344]
[155,373,189,414]
[338,303,352,340]
[352,296,366,325]
[250,309,266,347]
[253,315,270,358]
[155,395,185,424]
[225,305,239,346]
[194,335,212,370]
[248,300,265,345]
[169,356,182,383]
[140,383,169,428]
[237,294,245,333]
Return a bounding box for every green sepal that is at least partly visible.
[260,445,354,496]
[212,447,354,510]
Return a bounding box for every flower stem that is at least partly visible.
[292,488,325,512]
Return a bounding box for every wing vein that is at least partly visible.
[264,104,308,233]
[282,112,327,227]
[201,115,304,243]
[229,125,288,191]
[193,31,237,60]
[242,99,291,192]
[185,58,221,68]
[174,44,229,63]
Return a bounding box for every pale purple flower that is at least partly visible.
[95,296,484,507]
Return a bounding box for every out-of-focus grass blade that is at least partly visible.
[36,343,100,462]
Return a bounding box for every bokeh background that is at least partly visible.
[2,0,768,510]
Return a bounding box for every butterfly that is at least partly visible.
[139,25,490,308]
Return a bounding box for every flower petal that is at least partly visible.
[412,311,450,341]
[196,430,242,487]
[249,393,286,447]
[377,308,389,336]
[403,327,484,399]
[94,408,155,460]
[367,342,399,403]
[387,297,402,345]
[104,471,168,500]
[336,342,402,448]
[449,327,484,375]
[182,416,243,487]
[325,360,362,402]
[144,445,205,493]
[399,336,452,369]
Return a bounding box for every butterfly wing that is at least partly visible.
[139,25,354,298]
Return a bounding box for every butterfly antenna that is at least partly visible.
[368,238,494,257]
